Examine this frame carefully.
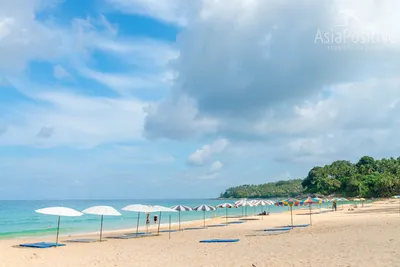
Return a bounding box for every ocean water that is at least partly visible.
[0,199,293,239]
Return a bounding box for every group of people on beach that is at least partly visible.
[145,213,158,227]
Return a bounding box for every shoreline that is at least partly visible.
[2,201,399,267]
[0,202,365,241]
[0,206,287,240]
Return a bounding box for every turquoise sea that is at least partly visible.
[0,199,297,239]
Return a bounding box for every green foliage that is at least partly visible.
[302,156,400,197]
[220,156,400,198]
[219,179,304,198]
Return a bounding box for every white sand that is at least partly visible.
[1,202,399,267]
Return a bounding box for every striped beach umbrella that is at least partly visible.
[216,203,234,224]
[170,205,192,231]
[254,200,274,218]
[235,200,253,217]
[301,197,321,226]
[276,198,303,228]
[193,204,217,228]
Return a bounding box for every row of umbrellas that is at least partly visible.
[275,197,373,228]
[35,196,380,245]
[35,200,277,245]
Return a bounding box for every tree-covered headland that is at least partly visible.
[219,156,400,198]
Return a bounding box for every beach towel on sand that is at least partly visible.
[200,239,239,243]
[19,242,65,248]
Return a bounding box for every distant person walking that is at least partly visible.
[332,201,337,211]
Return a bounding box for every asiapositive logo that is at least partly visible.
[314,9,395,51]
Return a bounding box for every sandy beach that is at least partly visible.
[1,201,399,267]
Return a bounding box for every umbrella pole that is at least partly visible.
[56,216,60,246]
[100,215,104,241]
[157,212,161,235]
[179,211,181,231]
[203,210,206,228]
[169,215,171,239]
[136,212,140,237]
[290,206,293,229]
[225,207,228,224]
[309,204,312,226]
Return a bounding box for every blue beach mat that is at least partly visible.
[247,231,290,237]
[283,224,310,228]
[207,224,228,227]
[124,232,145,235]
[264,227,291,231]
[184,227,205,230]
[66,238,98,243]
[19,242,66,248]
[200,239,239,243]
[159,230,177,233]
[227,221,245,224]
[106,233,152,239]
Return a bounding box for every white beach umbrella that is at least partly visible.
[152,205,177,234]
[82,206,121,241]
[216,203,234,224]
[193,204,216,228]
[122,204,158,236]
[35,207,83,245]
[170,205,192,231]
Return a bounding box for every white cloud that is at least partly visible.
[93,37,179,68]
[0,86,147,148]
[105,0,198,26]
[144,0,400,164]
[188,138,229,165]
[0,0,63,73]
[53,65,71,79]
[69,16,178,96]
[210,160,223,172]
[77,66,167,96]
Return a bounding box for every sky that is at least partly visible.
[1,0,400,200]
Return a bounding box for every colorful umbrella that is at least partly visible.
[301,197,321,226]
[275,198,303,228]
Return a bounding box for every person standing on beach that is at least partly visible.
[332,201,337,211]
[146,213,150,232]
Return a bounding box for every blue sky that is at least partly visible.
[1,0,400,199]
